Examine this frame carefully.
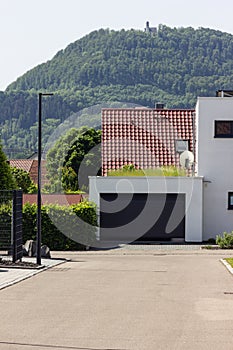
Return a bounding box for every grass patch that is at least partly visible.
[225,258,233,268]
[108,165,187,177]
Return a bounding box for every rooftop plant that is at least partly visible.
[107,164,187,177]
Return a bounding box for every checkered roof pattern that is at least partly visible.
[102,108,195,176]
[9,159,33,173]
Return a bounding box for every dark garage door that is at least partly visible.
[100,193,185,243]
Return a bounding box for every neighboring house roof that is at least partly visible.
[9,159,34,173]
[9,159,49,187]
[23,194,83,206]
[102,108,195,176]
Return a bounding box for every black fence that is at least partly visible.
[0,190,23,262]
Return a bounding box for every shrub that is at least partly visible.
[22,203,38,241]
[107,165,186,177]
[11,167,37,193]
[38,202,97,250]
[216,231,233,249]
[207,238,216,244]
[0,203,11,249]
[0,202,11,215]
[0,201,97,251]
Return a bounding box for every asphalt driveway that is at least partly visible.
[0,248,233,350]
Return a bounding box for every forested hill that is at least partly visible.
[2,25,233,157]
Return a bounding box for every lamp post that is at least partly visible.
[37,92,53,265]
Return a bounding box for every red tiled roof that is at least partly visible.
[23,194,83,206]
[9,159,49,186]
[9,159,33,173]
[101,108,195,176]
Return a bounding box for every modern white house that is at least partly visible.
[89,92,233,244]
[196,94,233,241]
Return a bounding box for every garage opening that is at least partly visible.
[100,193,185,243]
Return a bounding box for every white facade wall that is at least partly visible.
[196,97,233,240]
[89,176,203,242]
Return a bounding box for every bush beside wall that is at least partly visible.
[0,203,11,248]
[216,231,233,249]
[0,201,97,251]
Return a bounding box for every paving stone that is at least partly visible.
[0,256,66,290]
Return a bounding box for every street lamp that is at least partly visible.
[37,92,53,265]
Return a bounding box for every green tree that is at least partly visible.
[0,141,16,190]
[61,166,79,192]
[46,127,101,192]
[63,128,101,191]
[10,167,37,193]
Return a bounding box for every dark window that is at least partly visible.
[175,140,189,153]
[228,192,233,210]
[215,121,233,138]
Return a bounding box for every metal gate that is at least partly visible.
[0,190,23,262]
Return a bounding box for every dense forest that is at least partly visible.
[1,25,233,157]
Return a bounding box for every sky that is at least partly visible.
[1,0,233,91]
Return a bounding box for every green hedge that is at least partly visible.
[0,203,12,249]
[0,201,98,251]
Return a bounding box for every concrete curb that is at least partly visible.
[0,258,67,290]
[220,258,233,275]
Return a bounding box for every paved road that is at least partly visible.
[0,249,233,350]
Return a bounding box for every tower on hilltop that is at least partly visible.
[145,21,157,35]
